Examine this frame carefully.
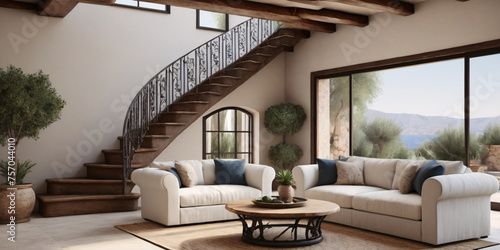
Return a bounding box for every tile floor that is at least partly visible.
[1,195,500,250]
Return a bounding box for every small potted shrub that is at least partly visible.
[275,169,295,202]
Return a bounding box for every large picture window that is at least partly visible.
[313,41,500,168]
[203,107,253,162]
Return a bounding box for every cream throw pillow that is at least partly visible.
[150,161,175,170]
[335,160,364,185]
[399,162,419,194]
[175,161,198,187]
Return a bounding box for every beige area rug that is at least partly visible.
[116,220,499,250]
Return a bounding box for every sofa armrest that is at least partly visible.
[292,164,319,198]
[421,173,499,245]
[131,167,180,226]
[244,164,275,197]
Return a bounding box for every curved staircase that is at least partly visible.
[37,19,309,217]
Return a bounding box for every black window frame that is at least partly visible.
[113,0,170,14]
[203,107,254,163]
[196,9,229,32]
[311,39,500,167]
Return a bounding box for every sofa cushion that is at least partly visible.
[179,185,261,207]
[392,160,428,190]
[180,160,205,185]
[438,160,466,175]
[175,161,198,187]
[350,156,398,190]
[169,168,183,188]
[336,160,365,185]
[316,157,349,186]
[413,160,445,195]
[399,162,418,194]
[305,185,385,208]
[201,160,216,185]
[150,161,175,170]
[352,190,422,221]
[214,159,246,185]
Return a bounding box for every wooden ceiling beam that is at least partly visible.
[320,0,414,16]
[38,0,80,17]
[141,0,372,32]
[0,0,37,10]
[297,8,368,26]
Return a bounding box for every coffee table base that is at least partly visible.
[237,215,326,248]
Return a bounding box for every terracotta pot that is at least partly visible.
[278,185,293,202]
[0,184,35,223]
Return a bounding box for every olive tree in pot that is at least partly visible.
[0,65,65,223]
[264,103,306,193]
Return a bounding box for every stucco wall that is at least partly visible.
[0,4,251,193]
[285,0,500,164]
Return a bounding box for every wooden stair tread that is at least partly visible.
[85,163,146,169]
[102,148,158,153]
[173,101,210,104]
[211,75,242,79]
[236,60,261,64]
[37,194,140,202]
[204,83,231,87]
[150,122,185,126]
[45,178,133,184]
[118,135,171,140]
[186,91,221,96]
[165,111,198,115]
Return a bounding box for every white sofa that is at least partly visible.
[292,156,499,245]
[131,159,275,226]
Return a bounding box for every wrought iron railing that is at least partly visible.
[122,18,281,193]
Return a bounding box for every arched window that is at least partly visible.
[203,107,253,163]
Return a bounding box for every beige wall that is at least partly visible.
[284,0,500,164]
[0,4,249,193]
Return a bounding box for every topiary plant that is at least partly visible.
[0,65,65,185]
[264,103,306,169]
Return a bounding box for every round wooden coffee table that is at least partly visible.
[225,198,340,247]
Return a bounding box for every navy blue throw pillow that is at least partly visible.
[168,167,183,188]
[214,159,247,185]
[413,160,444,195]
[316,157,350,186]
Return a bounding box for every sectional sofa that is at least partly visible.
[292,156,499,245]
[131,159,275,226]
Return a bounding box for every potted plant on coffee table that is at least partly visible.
[275,168,296,203]
[0,65,65,223]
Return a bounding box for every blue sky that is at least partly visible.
[368,54,500,119]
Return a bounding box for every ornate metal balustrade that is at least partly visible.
[122,18,281,193]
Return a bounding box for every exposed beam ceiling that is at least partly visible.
[317,0,414,16]
[0,0,426,33]
[141,0,370,33]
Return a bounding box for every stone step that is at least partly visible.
[46,178,135,195]
[37,194,140,217]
